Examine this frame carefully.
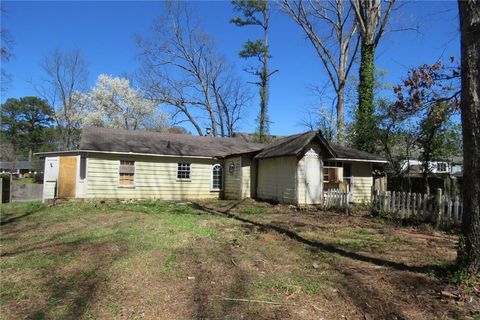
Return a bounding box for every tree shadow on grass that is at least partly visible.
[27,239,128,320]
[191,201,461,319]
[184,238,291,319]
[1,218,129,319]
[191,202,445,275]
[0,203,46,226]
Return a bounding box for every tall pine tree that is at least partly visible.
[231,0,277,142]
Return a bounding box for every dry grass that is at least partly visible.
[0,199,478,319]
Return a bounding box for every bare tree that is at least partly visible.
[1,5,14,93]
[282,0,359,143]
[137,3,223,136]
[212,71,252,137]
[457,0,480,274]
[39,48,89,149]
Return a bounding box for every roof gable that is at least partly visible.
[254,131,336,159]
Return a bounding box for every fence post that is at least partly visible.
[391,191,396,215]
[447,197,452,224]
[436,188,443,228]
[454,195,460,224]
[406,192,411,219]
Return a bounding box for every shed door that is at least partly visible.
[304,154,322,204]
[58,157,77,198]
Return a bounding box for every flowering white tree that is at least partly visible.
[87,75,167,131]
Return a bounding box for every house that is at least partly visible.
[390,157,464,196]
[36,127,387,205]
[399,158,463,176]
[0,161,34,178]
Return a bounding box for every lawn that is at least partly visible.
[0,199,478,319]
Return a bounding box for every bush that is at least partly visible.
[32,173,43,184]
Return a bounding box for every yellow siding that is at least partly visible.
[224,156,242,200]
[86,155,220,200]
[352,162,373,203]
[257,156,297,204]
[241,155,252,199]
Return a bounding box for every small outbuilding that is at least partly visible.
[36,127,387,205]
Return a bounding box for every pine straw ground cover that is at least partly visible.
[0,200,478,320]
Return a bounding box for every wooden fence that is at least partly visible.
[323,189,349,209]
[372,188,463,226]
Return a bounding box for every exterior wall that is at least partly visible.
[76,156,87,198]
[241,155,252,199]
[86,154,221,200]
[297,144,323,205]
[224,156,242,200]
[43,156,59,201]
[257,156,297,204]
[351,162,373,203]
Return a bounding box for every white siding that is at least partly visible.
[351,162,373,203]
[86,154,220,200]
[43,157,59,201]
[257,156,297,204]
[224,156,242,200]
[297,144,323,205]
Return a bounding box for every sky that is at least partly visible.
[1,0,460,136]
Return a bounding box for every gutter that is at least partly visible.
[34,150,215,160]
[327,158,389,164]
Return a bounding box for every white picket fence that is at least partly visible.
[323,189,349,209]
[372,188,463,226]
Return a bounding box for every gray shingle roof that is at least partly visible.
[0,161,33,170]
[253,130,386,161]
[254,131,336,159]
[79,127,265,158]
[330,144,386,161]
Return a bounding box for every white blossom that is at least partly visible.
[87,74,167,130]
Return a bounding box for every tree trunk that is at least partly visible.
[355,41,376,153]
[259,7,269,142]
[337,85,345,144]
[457,0,480,274]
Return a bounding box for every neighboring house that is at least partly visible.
[0,161,33,177]
[399,159,463,176]
[36,127,387,205]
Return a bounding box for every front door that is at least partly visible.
[305,155,322,204]
[58,156,77,198]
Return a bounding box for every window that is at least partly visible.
[343,163,352,178]
[119,160,135,186]
[437,162,447,172]
[177,163,191,180]
[323,167,339,183]
[324,161,342,168]
[80,156,87,180]
[212,164,223,190]
[323,168,330,183]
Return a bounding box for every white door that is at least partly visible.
[304,155,322,204]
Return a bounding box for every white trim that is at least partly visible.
[176,162,191,181]
[35,150,214,160]
[326,158,388,164]
[211,163,223,191]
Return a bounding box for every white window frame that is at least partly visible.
[436,162,447,173]
[211,164,223,191]
[177,162,191,181]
